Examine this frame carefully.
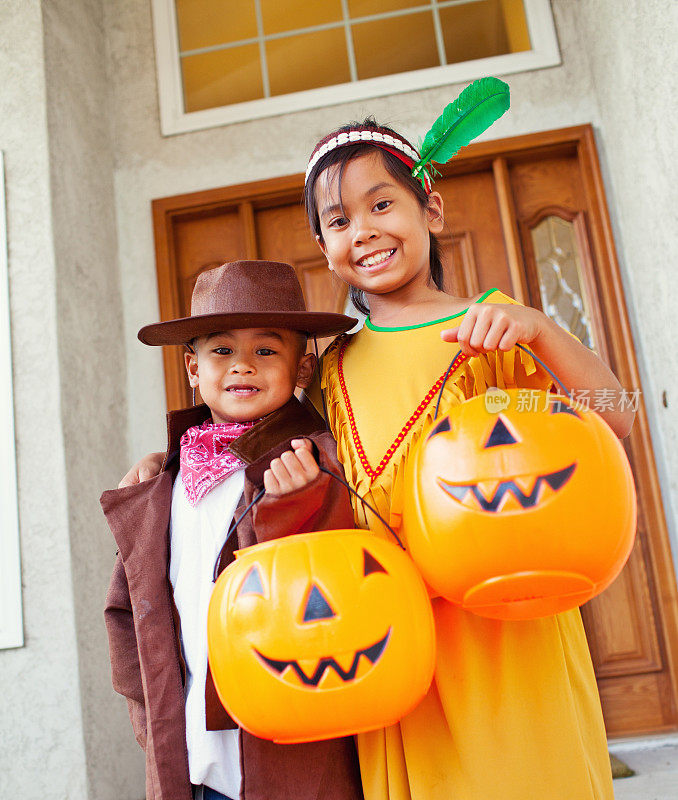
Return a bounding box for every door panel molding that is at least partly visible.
[438,231,480,298]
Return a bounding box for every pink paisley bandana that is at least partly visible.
[180,419,256,506]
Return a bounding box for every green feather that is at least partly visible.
[413,77,510,184]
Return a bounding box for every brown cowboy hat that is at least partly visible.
[138,260,356,345]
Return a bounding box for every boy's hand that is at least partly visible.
[441,303,542,357]
[264,439,320,496]
[118,451,164,488]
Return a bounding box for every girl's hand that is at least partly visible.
[441,303,542,357]
[118,451,164,488]
[442,302,635,439]
[264,439,320,496]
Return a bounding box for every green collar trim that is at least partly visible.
[365,288,498,332]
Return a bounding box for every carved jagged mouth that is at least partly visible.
[438,463,576,512]
[254,629,391,687]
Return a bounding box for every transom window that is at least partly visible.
[152,0,559,134]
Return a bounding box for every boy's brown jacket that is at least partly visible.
[101,397,364,800]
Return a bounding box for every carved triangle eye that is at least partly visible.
[237,564,265,598]
[428,417,451,439]
[363,549,388,576]
[302,584,336,622]
[550,399,580,418]
[484,417,518,448]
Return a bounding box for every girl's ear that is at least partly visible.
[315,235,334,271]
[426,192,445,235]
[296,352,317,389]
[184,349,200,388]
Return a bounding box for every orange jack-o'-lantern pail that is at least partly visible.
[401,391,636,620]
[207,529,435,743]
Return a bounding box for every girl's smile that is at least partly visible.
[356,247,397,272]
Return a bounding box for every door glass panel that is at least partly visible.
[530,215,596,350]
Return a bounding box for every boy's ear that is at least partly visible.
[296,352,317,390]
[426,192,445,235]
[184,349,200,388]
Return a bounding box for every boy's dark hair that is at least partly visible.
[303,117,444,316]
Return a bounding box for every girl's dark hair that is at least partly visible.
[303,118,444,316]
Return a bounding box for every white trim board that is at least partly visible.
[0,152,23,650]
[151,0,561,135]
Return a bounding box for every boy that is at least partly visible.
[102,260,363,800]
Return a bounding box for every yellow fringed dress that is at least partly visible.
[317,289,614,800]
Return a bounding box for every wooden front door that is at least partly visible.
[152,125,678,738]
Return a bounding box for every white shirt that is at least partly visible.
[169,469,244,799]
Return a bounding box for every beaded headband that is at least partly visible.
[305,127,433,193]
[305,77,511,195]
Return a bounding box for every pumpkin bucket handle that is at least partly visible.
[214,487,267,582]
[316,464,406,550]
[433,344,571,420]
[213,452,406,581]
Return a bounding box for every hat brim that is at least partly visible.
[138,311,357,346]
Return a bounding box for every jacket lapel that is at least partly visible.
[230,395,326,468]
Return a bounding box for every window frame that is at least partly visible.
[0,152,24,650]
[152,0,560,135]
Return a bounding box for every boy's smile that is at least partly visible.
[185,328,313,424]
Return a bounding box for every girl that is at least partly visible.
[300,118,631,800]
[124,118,633,799]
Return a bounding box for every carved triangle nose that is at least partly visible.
[484,416,518,448]
[302,584,336,622]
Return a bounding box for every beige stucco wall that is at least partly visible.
[0,0,138,798]
[0,1,89,797]
[41,0,141,796]
[0,1,676,799]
